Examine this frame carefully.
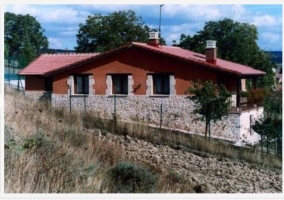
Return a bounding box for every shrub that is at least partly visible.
[247,88,268,105]
[239,91,249,98]
[22,137,42,150]
[111,162,157,193]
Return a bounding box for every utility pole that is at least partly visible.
[159,4,164,38]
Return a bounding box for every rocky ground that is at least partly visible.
[97,130,282,193]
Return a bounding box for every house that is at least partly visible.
[19,32,265,143]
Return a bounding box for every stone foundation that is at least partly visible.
[50,94,242,141]
[25,91,51,101]
[24,92,263,142]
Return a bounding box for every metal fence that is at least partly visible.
[4,57,26,90]
[67,93,282,157]
[68,94,171,132]
[258,126,282,156]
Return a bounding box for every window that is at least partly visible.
[153,74,170,95]
[112,74,128,94]
[75,75,89,94]
[44,77,53,91]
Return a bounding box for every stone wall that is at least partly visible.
[25,91,51,101]
[51,94,241,141]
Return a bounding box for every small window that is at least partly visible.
[112,74,128,94]
[75,75,89,94]
[44,77,53,92]
[153,74,170,95]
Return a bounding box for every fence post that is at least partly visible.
[260,130,263,154]
[17,76,20,91]
[114,93,117,120]
[8,58,11,87]
[159,103,163,130]
[266,129,269,155]
[113,93,117,132]
[84,95,86,112]
[249,115,252,135]
[277,125,282,156]
[69,87,71,115]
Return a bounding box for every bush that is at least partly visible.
[247,88,268,105]
[239,91,249,98]
[111,162,157,193]
[22,137,42,150]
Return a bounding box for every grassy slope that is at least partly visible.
[4,87,281,193]
[4,88,194,193]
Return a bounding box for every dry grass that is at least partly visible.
[5,88,122,193]
[4,87,196,193]
[4,87,281,193]
[82,111,281,169]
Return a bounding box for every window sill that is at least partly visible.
[108,94,128,98]
[149,94,170,98]
[70,94,89,97]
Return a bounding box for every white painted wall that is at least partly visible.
[239,107,264,144]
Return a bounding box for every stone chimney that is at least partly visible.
[147,32,160,47]
[205,40,217,65]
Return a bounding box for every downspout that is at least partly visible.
[236,78,241,110]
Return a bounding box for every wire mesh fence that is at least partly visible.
[257,126,282,157]
[4,57,26,90]
[66,93,282,157]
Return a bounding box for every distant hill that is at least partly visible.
[269,51,282,64]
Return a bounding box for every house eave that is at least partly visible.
[43,44,133,76]
[132,44,265,77]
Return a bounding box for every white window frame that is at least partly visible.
[146,74,176,96]
[67,74,94,95]
[105,74,133,96]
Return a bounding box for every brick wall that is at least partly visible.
[49,48,237,95]
[25,76,45,91]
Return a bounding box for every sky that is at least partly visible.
[4,3,283,51]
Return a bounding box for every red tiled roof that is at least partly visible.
[19,42,265,77]
[19,53,98,76]
[132,42,266,76]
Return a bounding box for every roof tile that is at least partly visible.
[19,43,265,77]
[132,42,266,76]
[19,53,98,76]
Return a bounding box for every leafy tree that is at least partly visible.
[251,88,282,155]
[178,18,276,88]
[263,89,282,120]
[4,44,9,58]
[76,10,166,53]
[188,80,231,142]
[5,12,49,67]
[178,34,192,49]
[253,89,282,132]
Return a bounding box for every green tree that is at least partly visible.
[178,18,276,88]
[188,80,231,142]
[263,89,282,120]
[5,12,48,66]
[75,10,166,53]
[251,88,282,154]
[4,44,9,58]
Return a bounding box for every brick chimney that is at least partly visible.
[147,32,160,47]
[205,40,217,65]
